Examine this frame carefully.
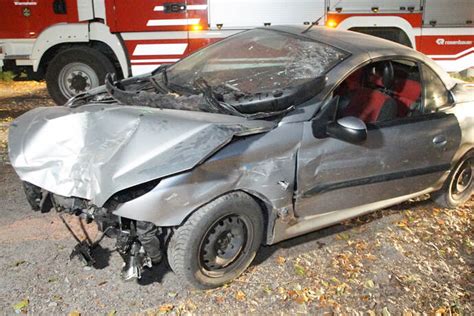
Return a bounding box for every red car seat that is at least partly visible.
[343,62,398,123]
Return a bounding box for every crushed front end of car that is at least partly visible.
[7,27,340,283]
[8,99,275,280]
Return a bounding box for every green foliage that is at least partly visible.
[0,71,15,81]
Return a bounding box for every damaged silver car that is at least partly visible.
[8,26,474,289]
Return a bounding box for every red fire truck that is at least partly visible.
[1,0,473,104]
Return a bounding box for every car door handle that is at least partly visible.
[433,135,447,147]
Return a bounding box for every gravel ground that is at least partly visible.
[0,81,472,315]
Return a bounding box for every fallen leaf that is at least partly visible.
[48,277,58,283]
[382,307,391,316]
[396,220,408,228]
[294,293,308,304]
[294,264,305,276]
[159,304,174,313]
[13,299,28,314]
[68,311,81,316]
[365,280,375,288]
[263,287,272,295]
[276,256,286,264]
[336,232,350,241]
[13,260,26,267]
[235,290,246,301]
[52,295,63,302]
[434,307,446,316]
[186,300,197,311]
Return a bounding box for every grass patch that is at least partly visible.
[0,71,15,82]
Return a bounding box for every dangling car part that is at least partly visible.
[8,27,473,288]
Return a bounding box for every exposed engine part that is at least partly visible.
[23,181,52,212]
[137,221,163,264]
[52,194,90,215]
[104,73,295,120]
[121,240,152,281]
[115,219,162,281]
[58,213,112,266]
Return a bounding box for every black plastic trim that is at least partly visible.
[302,163,451,197]
[367,111,450,129]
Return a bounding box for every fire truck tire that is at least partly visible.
[45,46,116,105]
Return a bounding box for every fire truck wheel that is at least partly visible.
[45,46,117,105]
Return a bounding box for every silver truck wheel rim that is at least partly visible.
[58,62,99,99]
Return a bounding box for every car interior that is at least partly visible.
[334,59,423,124]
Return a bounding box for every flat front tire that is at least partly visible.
[167,192,264,289]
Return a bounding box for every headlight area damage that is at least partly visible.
[8,78,278,280]
[22,179,165,280]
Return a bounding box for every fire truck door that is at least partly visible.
[0,0,78,39]
[106,1,210,75]
[105,0,195,33]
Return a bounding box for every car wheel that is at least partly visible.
[167,192,264,289]
[45,46,116,105]
[432,151,473,208]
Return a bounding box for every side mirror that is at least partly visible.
[326,116,367,143]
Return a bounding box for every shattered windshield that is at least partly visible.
[166,29,347,94]
[70,29,348,119]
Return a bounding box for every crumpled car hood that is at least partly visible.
[8,104,275,206]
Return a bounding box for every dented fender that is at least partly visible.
[112,122,304,241]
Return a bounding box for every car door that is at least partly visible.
[294,59,462,218]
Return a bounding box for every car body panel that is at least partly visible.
[295,112,462,217]
[8,104,275,205]
[113,121,303,232]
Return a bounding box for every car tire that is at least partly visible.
[432,151,473,208]
[167,192,264,289]
[45,46,116,105]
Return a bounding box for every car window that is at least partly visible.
[165,29,347,95]
[420,63,451,113]
[333,59,422,124]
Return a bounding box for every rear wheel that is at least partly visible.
[167,192,264,289]
[432,152,473,208]
[45,46,116,104]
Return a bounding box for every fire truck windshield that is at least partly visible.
[165,29,347,96]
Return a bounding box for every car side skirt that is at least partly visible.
[270,171,449,244]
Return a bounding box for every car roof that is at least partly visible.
[264,25,455,89]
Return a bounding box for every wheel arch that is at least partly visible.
[178,189,276,245]
[33,23,130,78]
[112,184,279,245]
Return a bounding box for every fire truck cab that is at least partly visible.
[0,0,472,104]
